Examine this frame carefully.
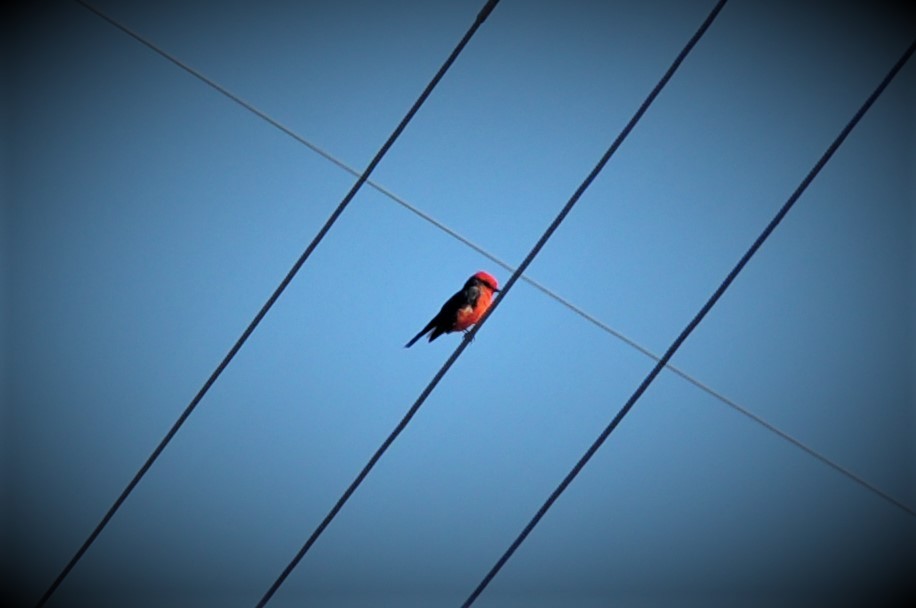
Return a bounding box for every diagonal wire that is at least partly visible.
[36,1,500,607]
[255,1,726,606]
[466,0,728,346]
[243,2,500,606]
[67,0,916,520]
[72,0,912,531]
[461,34,916,608]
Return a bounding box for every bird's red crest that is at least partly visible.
[472,271,499,291]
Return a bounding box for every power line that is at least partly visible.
[241,2,502,606]
[35,2,500,607]
[254,1,726,605]
[469,0,729,342]
[68,0,916,519]
[461,34,916,608]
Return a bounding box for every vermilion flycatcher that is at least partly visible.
[405,271,500,347]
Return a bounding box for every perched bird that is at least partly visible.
[405,271,500,347]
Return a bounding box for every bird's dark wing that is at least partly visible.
[426,289,469,341]
[405,282,485,347]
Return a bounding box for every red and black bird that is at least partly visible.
[405,271,500,347]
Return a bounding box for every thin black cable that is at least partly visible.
[461,34,916,608]
[36,2,500,607]
[69,2,916,519]
[463,0,729,341]
[254,337,477,608]
[241,2,500,607]
[254,1,726,605]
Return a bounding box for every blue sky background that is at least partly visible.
[4,0,915,606]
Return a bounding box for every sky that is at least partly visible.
[4,0,915,606]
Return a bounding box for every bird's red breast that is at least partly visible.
[453,285,496,331]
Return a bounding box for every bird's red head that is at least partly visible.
[472,271,499,292]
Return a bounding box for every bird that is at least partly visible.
[405,271,500,347]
